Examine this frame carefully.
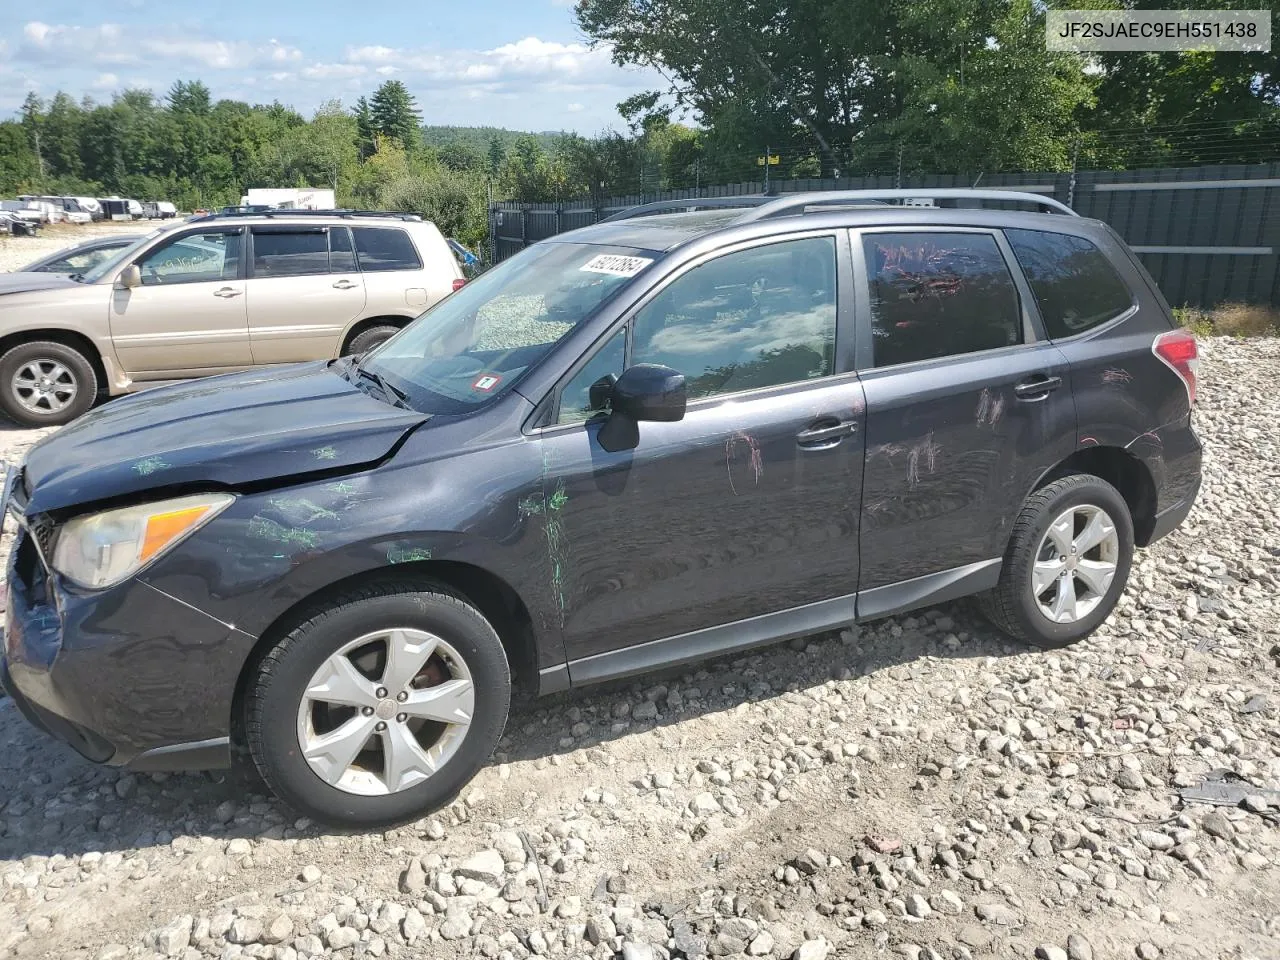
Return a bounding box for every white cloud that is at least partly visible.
[567,102,585,112]
[92,72,119,90]
[300,63,368,80]
[16,21,302,70]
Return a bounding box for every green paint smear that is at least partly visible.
[519,473,570,620]
[267,497,339,522]
[248,516,320,550]
[387,546,432,564]
[312,445,337,461]
[133,456,172,476]
[326,481,356,495]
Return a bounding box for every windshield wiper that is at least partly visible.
[356,365,410,409]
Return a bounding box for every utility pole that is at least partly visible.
[895,145,903,189]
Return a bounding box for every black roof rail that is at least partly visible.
[599,196,775,223]
[734,189,1078,221]
[188,208,425,223]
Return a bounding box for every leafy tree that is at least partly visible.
[370,80,422,149]
[438,140,483,172]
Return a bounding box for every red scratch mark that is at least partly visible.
[1102,367,1133,385]
[1079,436,1099,446]
[726,431,763,496]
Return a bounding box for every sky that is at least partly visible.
[0,1,665,134]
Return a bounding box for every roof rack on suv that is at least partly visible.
[190,209,425,223]
[599,196,775,223]
[603,189,1076,224]
[737,189,1078,220]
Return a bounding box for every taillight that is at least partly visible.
[451,278,467,292]
[1152,329,1199,407]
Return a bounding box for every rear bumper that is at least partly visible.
[1147,472,1201,545]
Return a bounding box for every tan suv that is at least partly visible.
[0,211,465,426]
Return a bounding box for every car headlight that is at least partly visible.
[52,493,234,589]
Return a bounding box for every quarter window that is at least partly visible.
[863,232,1021,368]
[631,236,837,400]
[252,229,329,278]
[1006,229,1135,338]
[137,230,241,285]
[353,227,423,272]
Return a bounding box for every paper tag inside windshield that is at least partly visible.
[580,254,653,277]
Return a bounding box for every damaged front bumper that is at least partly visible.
[1,467,241,770]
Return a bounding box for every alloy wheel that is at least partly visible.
[295,628,475,796]
[1031,504,1120,624]
[12,359,78,414]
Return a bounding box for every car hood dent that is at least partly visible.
[22,362,429,514]
[0,272,79,295]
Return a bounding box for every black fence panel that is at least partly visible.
[490,164,1280,308]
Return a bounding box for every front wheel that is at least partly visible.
[245,581,511,828]
[980,474,1134,649]
[0,341,98,427]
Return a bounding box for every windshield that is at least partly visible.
[358,242,656,414]
[80,228,166,283]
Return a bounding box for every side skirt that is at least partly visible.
[561,557,1003,689]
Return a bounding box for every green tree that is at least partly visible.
[370,80,422,150]
[353,96,376,159]
[487,136,506,175]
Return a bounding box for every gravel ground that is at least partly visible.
[0,337,1277,960]
[0,222,149,272]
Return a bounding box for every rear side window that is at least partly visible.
[1006,229,1135,338]
[252,229,329,278]
[353,227,423,272]
[863,232,1021,368]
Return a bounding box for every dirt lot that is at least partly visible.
[0,221,151,272]
[0,336,1277,960]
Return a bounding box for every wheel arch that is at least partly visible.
[228,559,542,746]
[0,328,109,396]
[339,315,414,356]
[1030,445,1158,546]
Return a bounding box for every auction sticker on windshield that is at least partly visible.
[580,254,654,277]
[472,373,502,392]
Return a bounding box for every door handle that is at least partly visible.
[213,287,242,298]
[332,280,358,290]
[1014,375,1063,400]
[797,419,857,447]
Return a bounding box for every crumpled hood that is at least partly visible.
[0,272,79,295]
[22,361,428,514]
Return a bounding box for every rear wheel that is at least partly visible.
[980,474,1134,649]
[0,341,98,427]
[245,581,511,827]
[346,324,401,357]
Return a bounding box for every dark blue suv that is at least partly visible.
[1,192,1201,827]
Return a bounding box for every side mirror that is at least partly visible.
[597,363,686,453]
[116,264,141,289]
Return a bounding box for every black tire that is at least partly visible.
[980,474,1134,649]
[0,340,98,427]
[245,581,511,828]
[346,324,400,357]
